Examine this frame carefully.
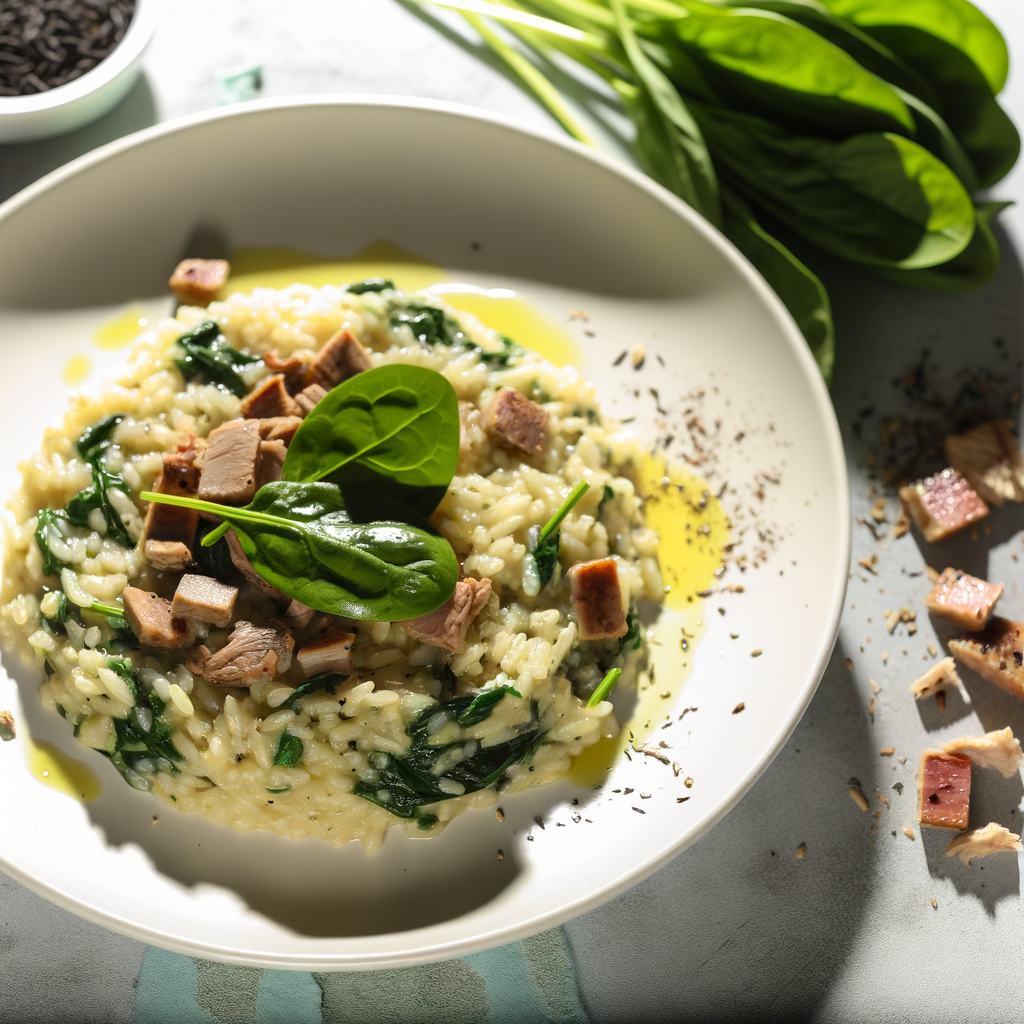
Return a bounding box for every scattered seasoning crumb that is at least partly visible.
[527,835,534,841]
[850,786,870,811]
[871,497,887,522]
[893,782,904,795]
[880,747,895,756]
[633,806,646,814]
[936,690,947,710]
[569,309,589,321]
[882,651,889,663]
[497,849,504,861]
[732,702,746,714]
[845,658,854,671]
[0,710,14,741]
[904,825,916,840]
[877,793,890,808]
[684,776,694,788]
[872,809,882,819]
[859,555,879,574]
[751,649,763,658]
[870,679,881,694]
[151,815,159,825]
[613,349,628,366]
[796,843,807,859]
[899,755,906,764]
[931,898,937,909]
[867,696,876,720]
[925,566,940,583]
[927,645,937,657]
[630,342,646,369]
[677,796,690,803]
[495,807,505,822]
[730,632,739,639]
[640,792,652,799]
[885,609,901,632]
[639,746,670,765]
[534,816,545,830]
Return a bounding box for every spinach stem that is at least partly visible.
[538,480,591,544]
[88,600,125,618]
[202,522,231,547]
[587,667,622,707]
[140,491,296,534]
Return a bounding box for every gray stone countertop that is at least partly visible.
[4,1,1024,1020]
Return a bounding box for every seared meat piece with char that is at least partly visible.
[187,620,295,687]
[143,445,201,571]
[122,585,191,649]
[295,383,328,416]
[949,617,1024,699]
[898,468,988,542]
[256,439,287,489]
[240,374,302,419]
[258,416,303,445]
[296,625,356,675]
[307,328,372,389]
[483,388,548,454]
[404,577,492,654]
[168,258,230,306]
[567,558,627,641]
[925,567,1003,630]
[945,419,1024,506]
[918,751,971,830]
[198,421,262,505]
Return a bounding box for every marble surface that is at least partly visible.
[4,1,1024,1019]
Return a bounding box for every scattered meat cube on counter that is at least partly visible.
[942,727,1024,778]
[945,822,1023,865]
[945,420,1024,506]
[171,574,238,628]
[404,577,493,654]
[258,416,303,445]
[925,567,1003,629]
[143,447,201,571]
[568,558,627,641]
[168,258,230,306]
[240,374,301,419]
[483,388,548,454]
[0,710,14,741]
[197,420,262,505]
[898,468,989,542]
[256,439,287,489]
[121,585,191,649]
[949,618,1024,699]
[910,657,963,700]
[308,328,372,389]
[295,383,328,416]
[186,620,294,686]
[918,751,971,830]
[296,625,356,675]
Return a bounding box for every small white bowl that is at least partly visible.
[0,0,160,143]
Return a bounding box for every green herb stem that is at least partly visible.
[538,480,591,544]
[202,521,232,547]
[587,667,622,707]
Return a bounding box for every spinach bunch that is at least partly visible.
[172,320,261,398]
[354,686,538,825]
[419,0,1019,383]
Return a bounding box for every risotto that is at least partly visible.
[1,269,662,851]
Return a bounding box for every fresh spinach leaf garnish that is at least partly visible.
[66,462,132,546]
[172,320,261,398]
[354,689,543,820]
[388,301,468,347]
[76,415,124,463]
[142,480,459,621]
[587,667,623,708]
[282,364,460,518]
[34,508,69,577]
[346,277,395,294]
[287,671,349,711]
[274,733,304,766]
[526,481,591,592]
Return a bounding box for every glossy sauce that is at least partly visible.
[62,353,91,385]
[27,736,102,803]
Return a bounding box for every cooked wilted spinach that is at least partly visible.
[526,480,591,591]
[76,414,124,463]
[34,508,68,577]
[194,518,235,582]
[476,335,524,368]
[172,319,261,398]
[388,301,468,348]
[618,608,642,655]
[65,461,132,546]
[287,671,349,711]
[274,732,304,766]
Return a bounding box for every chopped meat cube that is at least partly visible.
[283,600,316,630]
[910,656,962,700]
[942,727,1024,778]
[898,468,988,542]
[308,328,372,389]
[568,558,627,641]
[168,258,230,306]
[258,416,302,445]
[197,420,261,505]
[0,710,14,741]
[404,577,492,654]
[224,529,290,603]
[918,751,971,830]
[295,383,328,416]
[925,567,1003,629]
[122,585,191,649]
[171,573,238,628]
[256,439,287,489]
[240,375,302,419]
[145,541,193,571]
[186,620,294,687]
[143,447,201,571]
[949,617,1024,699]
[296,625,356,675]
[944,420,1024,506]
[945,822,1023,865]
[483,388,548,454]
[264,350,307,377]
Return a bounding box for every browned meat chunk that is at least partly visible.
[264,350,307,377]
[0,710,14,741]
[143,447,201,571]
[925,567,1003,630]
[404,577,492,654]
[256,439,287,489]
[945,420,1024,506]
[258,416,303,445]
[186,620,294,687]
[898,468,989,542]
[198,420,261,505]
[942,727,1024,778]
[949,617,1024,699]
[296,625,356,675]
[171,574,238,628]
[946,823,1022,865]
[169,259,230,306]
[308,329,372,389]
[918,751,971,830]
[568,558,627,641]
[283,600,316,629]
[225,529,289,602]
[241,374,302,419]
[483,388,548,454]
[295,383,328,416]
[122,585,191,649]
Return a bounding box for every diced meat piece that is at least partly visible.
[568,558,627,641]
[918,751,971,830]
[145,541,193,571]
[949,617,1024,699]
[945,822,1023,866]
[945,420,1024,506]
[296,625,356,675]
[143,447,201,571]
[256,439,287,489]
[0,710,14,741]
[168,258,230,306]
[295,383,328,416]
[404,577,492,654]
[483,388,548,454]
[171,573,238,628]
[308,329,372,389]
[122,585,191,649]
[283,600,316,629]
[898,468,988,542]
[258,416,302,445]
[910,656,962,700]
[197,420,261,505]
[240,374,302,419]
[186,620,294,687]
[942,727,1024,778]
[925,567,1003,629]
[264,350,307,377]
[224,529,289,603]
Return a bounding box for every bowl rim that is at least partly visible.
[0,0,159,113]
[0,94,850,968]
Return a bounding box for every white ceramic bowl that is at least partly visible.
[0,97,849,968]
[0,0,160,143]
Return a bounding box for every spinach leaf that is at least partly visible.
[354,690,543,820]
[458,685,522,726]
[34,508,69,577]
[194,518,236,582]
[525,481,591,592]
[587,667,622,708]
[140,480,459,621]
[105,680,182,783]
[106,657,138,702]
[287,671,349,711]
[347,277,395,294]
[476,335,525,369]
[282,364,460,518]
[83,604,139,652]
[76,415,124,463]
[388,301,468,347]
[618,607,642,655]
[172,320,261,398]
[274,733,304,766]
[65,462,132,546]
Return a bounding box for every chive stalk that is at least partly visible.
[587,667,622,707]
